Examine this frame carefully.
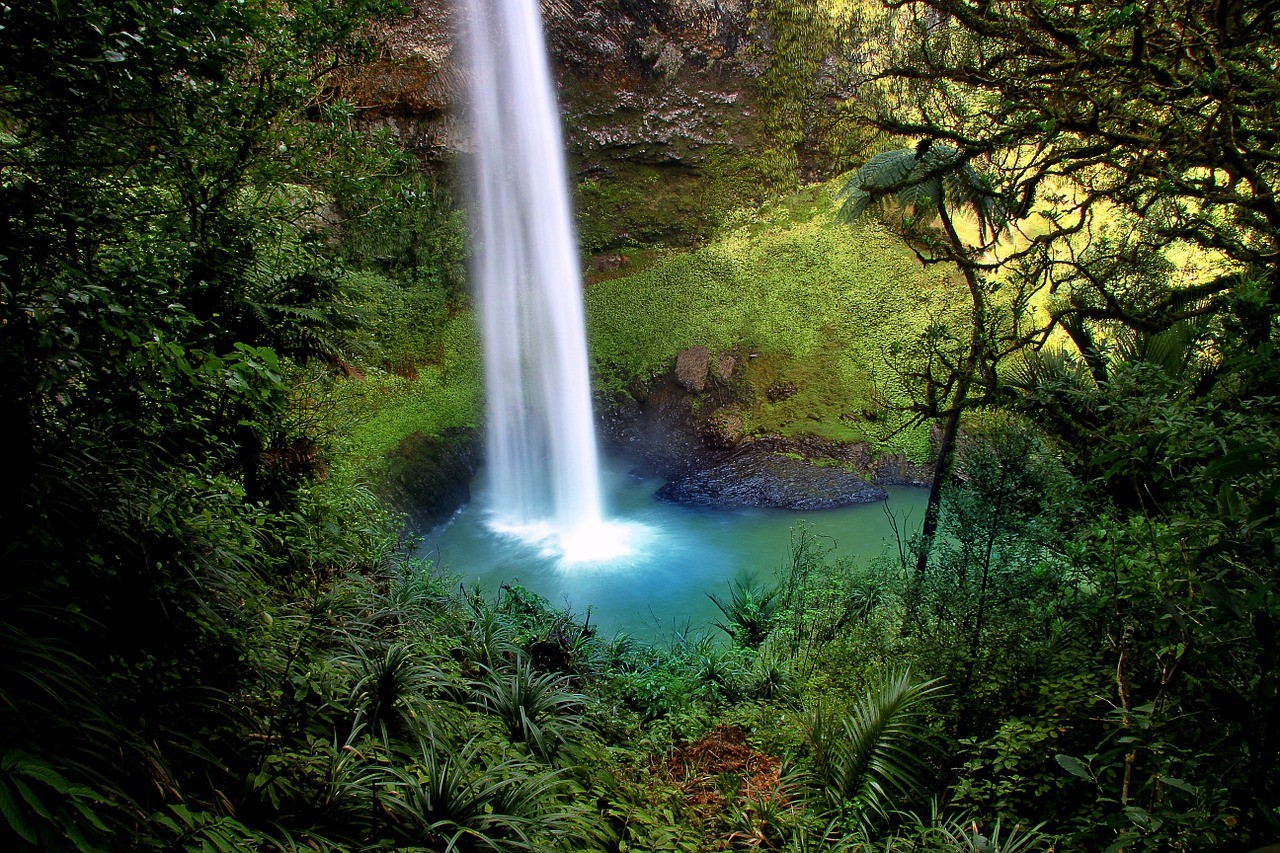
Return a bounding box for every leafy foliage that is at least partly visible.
[471,660,590,761]
[5,0,1280,849]
[708,575,781,647]
[837,142,1005,242]
[380,739,595,852]
[801,669,946,832]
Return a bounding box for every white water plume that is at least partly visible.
[459,0,630,565]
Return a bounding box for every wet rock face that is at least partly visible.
[600,374,717,479]
[656,449,888,510]
[542,0,752,77]
[377,427,480,532]
[601,348,927,510]
[336,0,760,166]
[570,86,744,165]
[555,0,758,170]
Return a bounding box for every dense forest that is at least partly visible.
[2,0,1277,851]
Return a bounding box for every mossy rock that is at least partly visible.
[376,426,479,532]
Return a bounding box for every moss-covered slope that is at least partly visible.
[332,179,961,477]
[585,181,963,459]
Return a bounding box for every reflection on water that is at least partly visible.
[416,453,927,640]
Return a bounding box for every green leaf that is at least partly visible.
[0,782,38,844]
[1055,753,1093,781]
[12,778,52,820]
[1160,775,1198,795]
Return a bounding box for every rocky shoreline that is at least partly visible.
[380,347,933,530]
[598,345,932,512]
[654,449,887,509]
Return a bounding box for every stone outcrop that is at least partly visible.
[675,345,710,392]
[600,348,934,511]
[332,0,866,247]
[378,345,930,524]
[376,426,479,532]
[600,373,717,479]
[656,449,887,510]
[326,0,465,159]
[332,0,760,165]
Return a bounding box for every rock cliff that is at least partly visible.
[332,0,856,249]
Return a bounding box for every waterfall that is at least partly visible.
[459,0,627,564]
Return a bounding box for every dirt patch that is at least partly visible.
[655,725,785,815]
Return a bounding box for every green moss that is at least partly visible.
[573,148,772,253]
[332,178,952,473]
[585,179,957,460]
[329,315,482,479]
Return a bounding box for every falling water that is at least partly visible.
[459,0,633,564]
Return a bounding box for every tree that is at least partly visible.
[837,140,1007,579]
[845,0,1280,842]
[856,0,1279,340]
[0,0,401,843]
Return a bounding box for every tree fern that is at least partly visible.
[836,142,1008,583]
[837,142,1005,242]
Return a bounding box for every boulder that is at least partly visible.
[590,252,627,271]
[766,381,797,402]
[716,352,735,380]
[675,345,710,392]
[700,410,744,449]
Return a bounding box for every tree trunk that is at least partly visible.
[913,381,964,580]
[913,205,988,580]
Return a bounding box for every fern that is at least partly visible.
[801,669,946,833]
[837,143,1005,241]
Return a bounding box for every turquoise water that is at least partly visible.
[416,453,927,640]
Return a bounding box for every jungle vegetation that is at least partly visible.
[1,0,1277,851]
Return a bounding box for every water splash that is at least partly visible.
[459,0,626,564]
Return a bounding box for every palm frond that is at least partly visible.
[801,669,946,833]
[1004,347,1097,399]
[1115,319,1207,382]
